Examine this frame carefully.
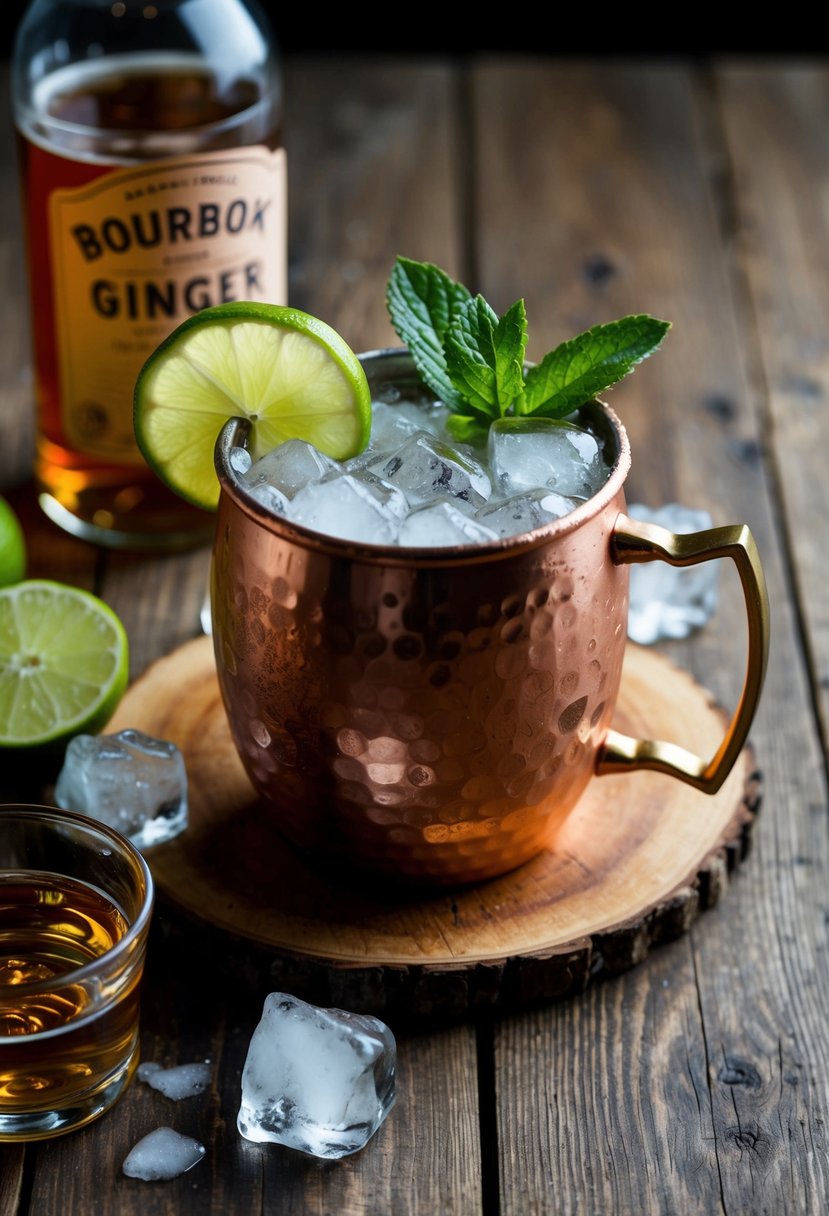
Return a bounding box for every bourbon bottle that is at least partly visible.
[12,0,286,548]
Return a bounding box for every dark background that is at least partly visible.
[0,1,819,57]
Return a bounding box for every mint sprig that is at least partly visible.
[386,257,670,435]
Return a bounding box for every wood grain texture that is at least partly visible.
[0,1148,24,1216]
[714,65,829,741]
[471,59,829,1215]
[106,636,758,1021]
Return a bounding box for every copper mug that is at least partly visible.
[210,349,769,885]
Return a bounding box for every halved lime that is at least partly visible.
[0,580,129,750]
[0,495,25,587]
[134,302,372,510]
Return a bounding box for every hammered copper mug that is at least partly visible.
[210,349,769,885]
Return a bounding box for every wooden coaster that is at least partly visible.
[110,636,760,1021]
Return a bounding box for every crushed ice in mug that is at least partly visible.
[122,1127,206,1181]
[228,393,614,546]
[55,728,188,849]
[137,1061,212,1100]
[626,503,721,644]
[237,992,396,1159]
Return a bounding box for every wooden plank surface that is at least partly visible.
[715,65,829,741]
[2,54,828,1216]
[471,59,829,1215]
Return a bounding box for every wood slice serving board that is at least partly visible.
[110,636,760,1021]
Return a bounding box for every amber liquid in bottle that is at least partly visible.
[0,872,138,1121]
[17,54,284,549]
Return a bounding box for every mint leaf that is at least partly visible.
[494,299,527,414]
[523,315,671,419]
[444,295,499,415]
[445,295,527,418]
[386,257,470,409]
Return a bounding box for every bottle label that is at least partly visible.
[48,146,287,463]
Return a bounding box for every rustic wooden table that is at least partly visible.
[1,57,828,1216]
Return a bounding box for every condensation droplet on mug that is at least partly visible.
[587,637,597,653]
[251,720,271,748]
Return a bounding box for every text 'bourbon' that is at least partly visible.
[13,1,286,547]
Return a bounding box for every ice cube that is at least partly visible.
[244,439,338,499]
[369,399,453,449]
[137,1061,212,1100]
[399,501,499,547]
[367,433,491,507]
[237,992,396,1159]
[55,729,188,849]
[229,446,252,475]
[626,503,721,644]
[247,480,289,517]
[288,474,403,544]
[475,488,577,538]
[488,418,607,499]
[122,1127,206,1180]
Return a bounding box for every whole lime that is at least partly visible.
[0,495,25,586]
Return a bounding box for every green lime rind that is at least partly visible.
[134,301,372,511]
[0,496,26,587]
[0,580,129,749]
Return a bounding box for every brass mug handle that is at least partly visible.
[596,514,770,793]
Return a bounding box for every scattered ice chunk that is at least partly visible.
[475,488,577,538]
[122,1127,206,1181]
[244,440,338,499]
[367,433,491,508]
[288,474,403,544]
[399,501,499,547]
[137,1061,212,1100]
[488,418,607,499]
[229,447,252,475]
[55,729,188,849]
[237,992,396,1159]
[626,503,721,644]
